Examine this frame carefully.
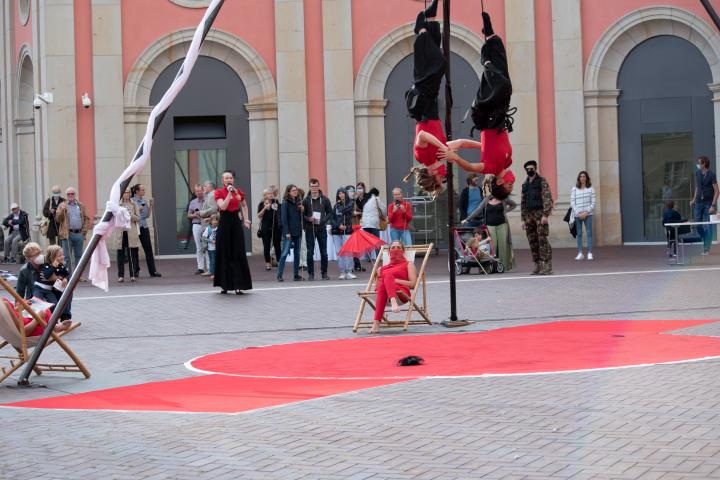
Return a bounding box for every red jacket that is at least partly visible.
[388,201,412,230]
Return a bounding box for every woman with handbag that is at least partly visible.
[462,179,517,271]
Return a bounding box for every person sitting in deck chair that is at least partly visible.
[370,241,418,334]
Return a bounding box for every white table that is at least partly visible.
[664,220,720,265]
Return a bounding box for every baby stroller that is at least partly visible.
[452,226,505,275]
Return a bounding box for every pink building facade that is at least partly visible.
[1,0,719,254]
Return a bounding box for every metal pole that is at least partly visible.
[18,0,226,386]
[700,0,720,32]
[443,0,458,322]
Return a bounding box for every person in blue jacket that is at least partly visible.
[277,184,304,282]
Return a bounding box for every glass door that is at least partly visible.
[173,148,227,252]
[641,132,693,241]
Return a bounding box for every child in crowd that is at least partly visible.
[663,200,683,257]
[203,214,219,279]
[465,228,492,259]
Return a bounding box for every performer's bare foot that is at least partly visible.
[369,321,381,334]
[390,297,401,313]
[54,320,72,332]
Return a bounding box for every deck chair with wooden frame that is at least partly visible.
[0,277,90,384]
[353,243,434,332]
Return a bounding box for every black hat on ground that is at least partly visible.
[523,160,537,170]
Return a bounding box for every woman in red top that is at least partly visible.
[213,170,253,295]
[403,0,448,197]
[370,241,418,334]
[388,187,413,246]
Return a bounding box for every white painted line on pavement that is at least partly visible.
[72,265,720,301]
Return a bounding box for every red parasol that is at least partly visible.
[338,228,385,257]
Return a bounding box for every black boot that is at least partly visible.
[414,11,426,35]
[482,11,494,37]
[424,0,439,18]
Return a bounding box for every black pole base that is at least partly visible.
[9,380,47,389]
[441,319,474,328]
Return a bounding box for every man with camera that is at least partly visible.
[388,188,413,246]
[187,184,207,275]
[302,179,333,280]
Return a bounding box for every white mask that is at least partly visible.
[32,254,44,265]
[356,188,364,194]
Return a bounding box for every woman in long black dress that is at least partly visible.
[213,170,253,295]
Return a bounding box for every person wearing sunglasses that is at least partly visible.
[520,161,554,275]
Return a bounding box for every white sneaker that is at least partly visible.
[574,253,585,261]
[587,253,594,260]
[346,272,357,279]
[338,273,346,280]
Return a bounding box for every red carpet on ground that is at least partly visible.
[5,320,720,414]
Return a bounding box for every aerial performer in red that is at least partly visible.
[403,0,448,197]
[438,10,516,199]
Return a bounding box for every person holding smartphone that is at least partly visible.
[388,188,413,246]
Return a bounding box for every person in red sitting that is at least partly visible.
[403,0,448,196]
[1,298,70,337]
[370,241,418,334]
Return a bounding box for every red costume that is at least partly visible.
[374,253,411,321]
[214,186,245,212]
[414,120,447,178]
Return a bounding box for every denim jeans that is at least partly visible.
[61,231,85,274]
[694,202,713,252]
[305,226,328,276]
[208,249,216,275]
[277,235,302,279]
[389,227,412,246]
[576,215,593,252]
[332,235,353,274]
[363,227,380,260]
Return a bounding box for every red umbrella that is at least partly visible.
[338,228,386,257]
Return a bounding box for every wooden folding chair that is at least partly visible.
[0,277,90,384]
[353,243,434,332]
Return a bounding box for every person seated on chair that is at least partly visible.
[15,242,43,299]
[1,298,70,337]
[370,241,418,334]
[663,200,683,257]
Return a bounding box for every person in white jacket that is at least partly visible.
[360,188,387,260]
[570,171,596,260]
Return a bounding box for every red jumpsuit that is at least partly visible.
[414,120,447,178]
[374,260,410,321]
[480,129,515,185]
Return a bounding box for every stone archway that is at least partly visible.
[124,28,278,241]
[14,47,37,216]
[354,23,484,195]
[584,6,720,245]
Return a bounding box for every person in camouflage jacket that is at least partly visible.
[520,160,554,275]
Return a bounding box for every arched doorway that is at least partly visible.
[150,56,251,255]
[15,54,36,215]
[618,35,714,242]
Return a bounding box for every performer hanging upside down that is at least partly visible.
[403,0,448,197]
[437,11,516,199]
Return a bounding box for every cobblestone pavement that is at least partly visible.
[1,246,720,479]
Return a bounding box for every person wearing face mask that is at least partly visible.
[352,183,368,272]
[521,160,554,275]
[42,186,65,246]
[369,241,418,334]
[15,242,44,299]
